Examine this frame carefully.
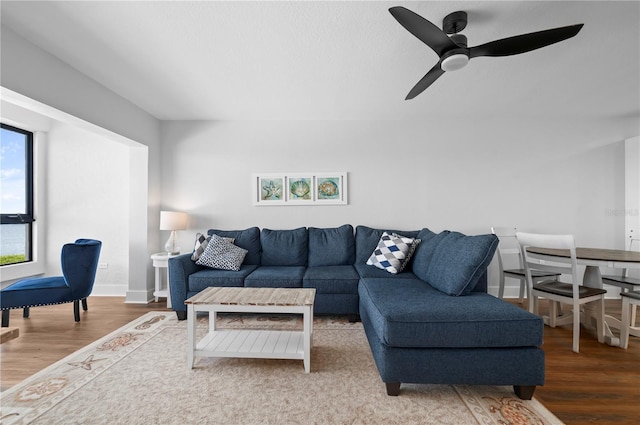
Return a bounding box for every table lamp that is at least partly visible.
[160,211,188,255]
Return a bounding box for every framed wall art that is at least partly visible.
[314,173,347,205]
[252,172,348,206]
[286,174,314,205]
[254,174,286,205]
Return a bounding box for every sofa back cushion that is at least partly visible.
[261,227,308,266]
[355,226,419,265]
[424,232,499,296]
[411,228,449,280]
[207,227,261,265]
[308,225,355,266]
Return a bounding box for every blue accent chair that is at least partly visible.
[1,239,102,327]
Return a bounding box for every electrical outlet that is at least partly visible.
[98,263,108,269]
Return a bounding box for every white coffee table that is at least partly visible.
[185,287,316,373]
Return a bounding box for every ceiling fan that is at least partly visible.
[389,6,584,100]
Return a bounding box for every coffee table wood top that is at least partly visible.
[185,287,316,307]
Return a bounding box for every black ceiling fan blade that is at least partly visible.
[469,24,583,58]
[405,63,445,100]
[389,6,458,57]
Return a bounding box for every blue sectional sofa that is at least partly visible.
[169,225,545,399]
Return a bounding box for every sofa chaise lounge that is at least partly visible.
[168,225,545,399]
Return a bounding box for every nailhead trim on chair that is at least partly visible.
[1,299,85,311]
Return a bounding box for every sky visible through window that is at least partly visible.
[1,126,28,260]
[1,127,27,214]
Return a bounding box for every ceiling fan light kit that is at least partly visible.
[389,6,584,99]
[440,51,469,72]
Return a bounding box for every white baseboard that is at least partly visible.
[91,284,128,297]
[125,289,154,304]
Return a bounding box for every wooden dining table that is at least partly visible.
[526,246,640,347]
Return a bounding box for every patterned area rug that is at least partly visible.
[0,312,563,425]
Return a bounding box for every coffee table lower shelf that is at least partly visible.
[195,329,306,360]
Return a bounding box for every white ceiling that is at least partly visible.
[1,1,639,125]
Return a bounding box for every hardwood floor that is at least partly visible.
[526,300,640,425]
[0,297,166,391]
[1,297,639,424]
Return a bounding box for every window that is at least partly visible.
[1,123,34,266]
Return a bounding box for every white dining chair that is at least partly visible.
[516,232,607,353]
[620,290,640,349]
[601,238,640,328]
[491,227,560,303]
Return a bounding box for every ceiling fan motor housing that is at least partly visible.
[449,34,468,48]
[441,12,470,71]
[443,11,468,34]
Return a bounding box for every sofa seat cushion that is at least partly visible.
[260,228,308,266]
[244,266,305,288]
[303,265,360,294]
[188,265,258,293]
[308,225,355,266]
[358,278,543,349]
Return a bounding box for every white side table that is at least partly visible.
[151,252,180,308]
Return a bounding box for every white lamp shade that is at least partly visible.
[159,211,188,231]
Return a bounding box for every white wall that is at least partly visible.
[46,122,130,295]
[1,27,161,302]
[161,119,628,296]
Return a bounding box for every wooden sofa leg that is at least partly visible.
[74,300,81,322]
[176,311,187,321]
[514,385,536,400]
[82,298,88,311]
[2,310,9,327]
[386,382,401,396]
[23,307,30,318]
[348,314,360,323]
